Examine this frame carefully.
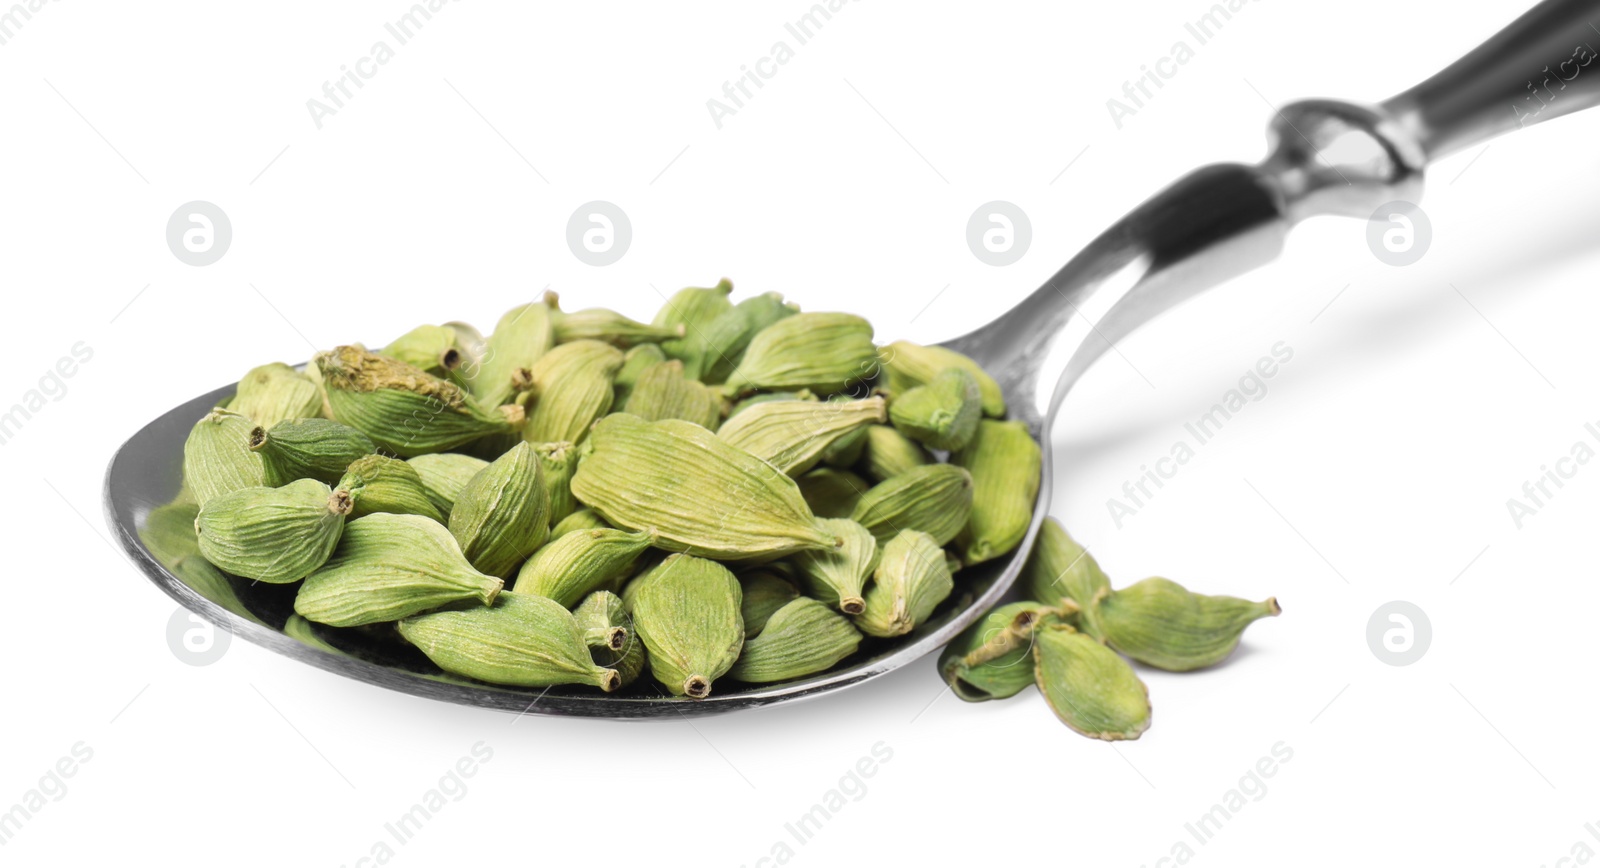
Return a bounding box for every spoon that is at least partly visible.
[105,0,1600,718]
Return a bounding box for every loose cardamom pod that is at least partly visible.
[716,397,886,476]
[296,513,503,627]
[196,479,353,583]
[183,408,266,507]
[854,529,953,638]
[448,441,550,579]
[552,305,685,347]
[573,590,645,688]
[795,468,870,519]
[939,601,1065,702]
[627,554,744,698]
[315,345,520,457]
[523,339,624,444]
[738,570,799,637]
[382,324,465,377]
[339,454,444,522]
[398,592,620,691]
[889,367,981,451]
[722,312,878,396]
[653,279,745,381]
[552,507,610,537]
[532,440,579,523]
[406,453,489,516]
[1033,624,1151,741]
[572,414,840,559]
[850,463,974,547]
[512,527,654,608]
[857,424,933,483]
[729,597,862,683]
[1021,517,1110,638]
[612,343,667,407]
[471,301,556,407]
[880,340,1006,417]
[952,419,1041,564]
[1095,577,1280,671]
[624,360,724,429]
[251,418,375,486]
[791,518,878,614]
[228,363,324,428]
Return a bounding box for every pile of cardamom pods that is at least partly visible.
[177,281,1043,702]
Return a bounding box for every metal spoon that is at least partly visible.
[105,0,1600,718]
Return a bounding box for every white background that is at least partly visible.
[3,0,1598,865]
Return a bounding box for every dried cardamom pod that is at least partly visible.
[471,301,556,407]
[382,324,465,377]
[573,590,645,688]
[653,279,745,381]
[250,418,375,486]
[296,513,503,627]
[729,597,862,683]
[1095,577,1280,671]
[406,453,489,516]
[722,312,878,396]
[952,419,1041,564]
[727,389,816,419]
[850,463,974,547]
[880,340,1006,417]
[229,363,324,428]
[552,507,610,537]
[523,339,624,444]
[183,408,266,507]
[1021,517,1110,638]
[627,554,744,698]
[339,454,444,522]
[791,518,878,615]
[196,479,353,583]
[624,360,724,429]
[1033,624,1151,741]
[939,601,1066,702]
[551,305,685,347]
[889,367,981,451]
[315,345,521,457]
[613,343,667,407]
[532,440,579,523]
[733,291,799,339]
[854,529,953,638]
[703,292,799,385]
[738,570,800,637]
[857,424,933,482]
[512,527,654,608]
[448,441,550,579]
[572,414,840,559]
[795,468,870,519]
[716,397,886,476]
[398,592,620,691]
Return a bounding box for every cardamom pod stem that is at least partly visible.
[552,306,686,347]
[573,590,645,688]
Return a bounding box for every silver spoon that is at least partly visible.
[105,0,1600,718]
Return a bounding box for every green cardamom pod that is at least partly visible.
[730,597,862,683]
[1021,517,1110,637]
[551,305,686,347]
[1033,624,1151,740]
[532,440,579,524]
[703,292,800,385]
[448,441,550,579]
[183,408,266,507]
[552,507,610,537]
[250,418,375,486]
[228,363,324,428]
[1095,577,1280,671]
[196,479,353,583]
[722,312,878,396]
[339,454,444,522]
[716,397,886,476]
[315,346,520,457]
[628,553,744,698]
[296,513,503,627]
[523,339,624,444]
[512,527,655,608]
[382,324,466,377]
[791,518,878,614]
[854,529,953,638]
[406,453,489,516]
[398,592,619,691]
[653,279,743,381]
[795,468,870,519]
[572,414,840,559]
[728,389,816,419]
[624,360,724,429]
[953,419,1041,564]
[471,301,556,407]
[733,291,799,341]
[738,570,799,637]
[613,343,667,407]
[889,367,981,451]
[858,424,933,482]
[939,601,1065,702]
[573,590,645,688]
[880,341,1006,417]
[850,463,974,547]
